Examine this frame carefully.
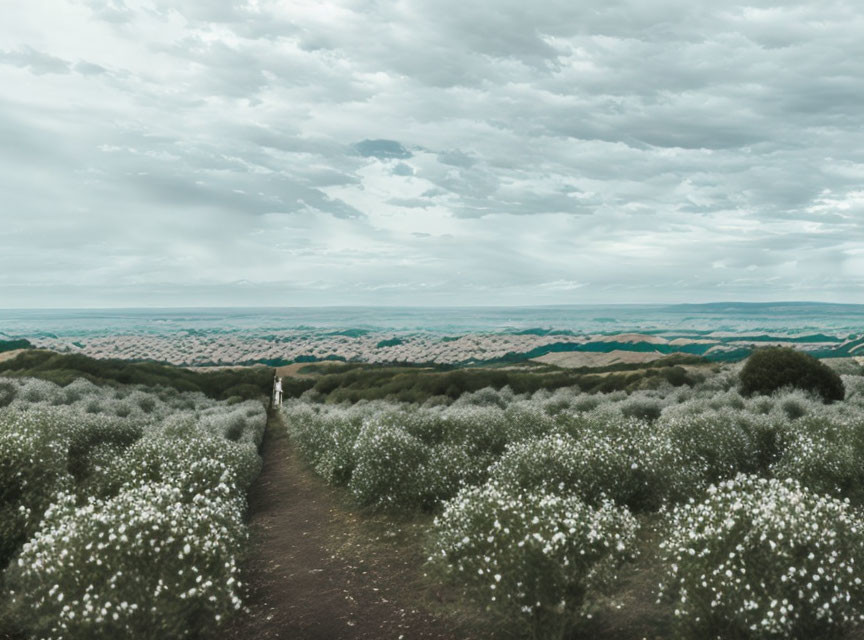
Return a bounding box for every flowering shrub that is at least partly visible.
[102,430,262,501]
[620,395,663,422]
[488,433,600,497]
[5,483,246,639]
[489,427,695,510]
[18,378,58,403]
[660,412,759,484]
[501,403,557,442]
[280,366,864,637]
[0,376,267,638]
[349,421,432,509]
[283,402,332,465]
[66,413,144,488]
[426,442,491,500]
[430,481,639,638]
[284,402,370,485]
[771,417,864,503]
[198,401,267,447]
[314,415,364,485]
[283,402,518,508]
[451,386,509,409]
[0,408,71,566]
[658,474,864,639]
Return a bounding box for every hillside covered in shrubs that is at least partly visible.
[0,350,281,401]
[283,358,864,638]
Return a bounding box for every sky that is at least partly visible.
[1,0,863,308]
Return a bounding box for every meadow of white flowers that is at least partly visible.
[283,362,864,638]
[0,376,266,639]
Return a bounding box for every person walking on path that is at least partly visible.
[273,376,283,406]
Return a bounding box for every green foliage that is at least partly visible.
[0,377,267,638]
[306,359,701,405]
[349,421,433,509]
[0,350,285,400]
[5,484,246,639]
[659,475,864,639]
[771,416,864,503]
[0,408,71,567]
[0,381,16,408]
[0,339,32,353]
[376,337,405,348]
[739,347,845,403]
[430,482,638,639]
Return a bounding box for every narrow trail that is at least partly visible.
[222,410,482,640]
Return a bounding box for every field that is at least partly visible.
[3,348,864,639]
[282,356,864,639]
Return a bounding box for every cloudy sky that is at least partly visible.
[2,0,863,307]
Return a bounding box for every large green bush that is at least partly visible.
[739,347,844,403]
[0,381,16,408]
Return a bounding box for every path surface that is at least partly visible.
[222,411,483,640]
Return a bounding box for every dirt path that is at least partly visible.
[222,411,488,640]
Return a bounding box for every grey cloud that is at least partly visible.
[437,150,475,167]
[74,61,109,76]
[354,139,413,159]
[387,197,431,208]
[0,46,70,74]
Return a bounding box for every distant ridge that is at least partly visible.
[665,301,864,312]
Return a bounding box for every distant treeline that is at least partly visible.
[0,349,707,405]
[0,339,33,353]
[301,355,707,404]
[0,350,283,401]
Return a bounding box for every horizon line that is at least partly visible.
[2,300,864,312]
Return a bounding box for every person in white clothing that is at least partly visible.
[274,376,283,405]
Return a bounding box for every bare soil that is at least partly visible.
[532,350,666,369]
[274,362,318,379]
[0,350,26,364]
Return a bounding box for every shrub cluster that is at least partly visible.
[658,474,864,639]
[0,350,282,400]
[430,482,638,638]
[302,357,702,404]
[0,376,266,639]
[285,363,864,637]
